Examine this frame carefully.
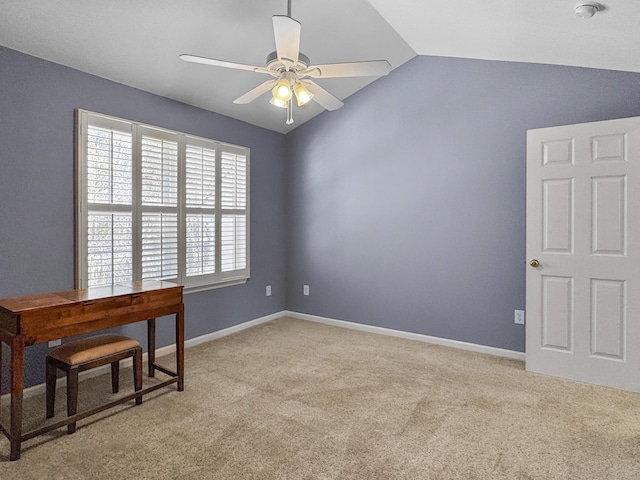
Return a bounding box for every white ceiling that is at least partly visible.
[369,0,640,73]
[0,0,638,134]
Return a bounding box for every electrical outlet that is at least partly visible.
[514,310,525,325]
[303,284,309,296]
[266,285,271,296]
[48,339,62,347]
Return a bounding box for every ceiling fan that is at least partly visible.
[179,0,392,125]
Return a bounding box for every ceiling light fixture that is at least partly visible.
[271,78,292,102]
[270,96,288,108]
[293,82,314,106]
[574,2,601,19]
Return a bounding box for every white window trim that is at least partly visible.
[75,109,250,293]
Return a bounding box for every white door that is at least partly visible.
[526,117,640,392]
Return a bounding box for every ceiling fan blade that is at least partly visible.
[233,80,277,104]
[272,15,301,64]
[179,54,270,75]
[305,60,392,78]
[305,81,344,111]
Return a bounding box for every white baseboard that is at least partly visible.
[283,311,526,361]
[2,310,523,401]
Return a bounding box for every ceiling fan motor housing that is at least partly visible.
[266,50,310,74]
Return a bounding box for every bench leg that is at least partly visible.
[147,318,156,378]
[134,347,143,405]
[111,361,120,394]
[45,358,56,419]
[67,367,79,434]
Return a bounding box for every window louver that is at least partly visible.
[87,127,132,205]
[87,212,133,286]
[186,145,216,207]
[220,151,247,272]
[221,215,246,272]
[186,214,215,276]
[141,136,178,206]
[221,151,247,209]
[142,213,178,280]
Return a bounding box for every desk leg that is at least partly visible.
[176,304,184,391]
[9,333,24,461]
[147,318,156,378]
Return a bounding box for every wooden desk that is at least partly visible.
[0,280,184,461]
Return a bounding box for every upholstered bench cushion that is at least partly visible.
[50,334,141,365]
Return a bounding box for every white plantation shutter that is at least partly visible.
[140,131,179,281]
[141,135,179,206]
[221,151,247,210]
[185,143,217,278]
[84,121,134,287]
[141,212,178,279]
[76,110,250,291]
[86,127,132,205]
[186,214,215,276]
[186,144,216,207]
[87,212,133,286]
[220,150,248,274]
[221,215,246,272]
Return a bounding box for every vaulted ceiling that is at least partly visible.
[1,0,638,134]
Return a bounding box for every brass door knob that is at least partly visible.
[529,259,540,268]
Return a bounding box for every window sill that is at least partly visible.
[184,277,249,295]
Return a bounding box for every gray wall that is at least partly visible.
[0,47,287,391]
[4,47,640,393]
[285,55,640,352]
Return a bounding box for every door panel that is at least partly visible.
[542,179,573,253]
[590,279,625,359]
[542,138,574,165]
[541,276,573,351]
[591,176,626,255]
[526,117,640,392]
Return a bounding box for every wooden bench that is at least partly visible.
[45,334,143,434]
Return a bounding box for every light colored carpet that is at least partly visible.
[2,317,640,479]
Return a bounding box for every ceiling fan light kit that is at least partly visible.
[272,78,293,102]
[293,82,314,106]
[270,96,288,109]
[180,1,391,126]
[574,2,602,19]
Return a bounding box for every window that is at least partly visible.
[76,109,250,292]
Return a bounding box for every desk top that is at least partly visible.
[0,280,183,343]
[0,280,180,314]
